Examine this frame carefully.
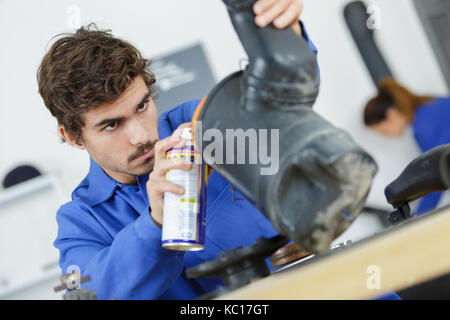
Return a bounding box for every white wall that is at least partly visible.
[0,0,447,299]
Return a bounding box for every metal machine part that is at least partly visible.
[385,144,450,206]
[194,0,378,253]
[54,273,99,300]
[271,240,353,274]
[363,205,395,227]
[269,239,351,270]
[385,144,450,222]
[344,1,393,86]
[62,287,98,300]
[270,242,310,268]
[186,235,289,299]
[185,235,353,300]
[188,144,450,299]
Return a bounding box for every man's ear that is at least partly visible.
[59,125,86,150]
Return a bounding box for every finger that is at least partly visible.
[148,180,185,197]
[253,0,278,15]
[152,158,193,180]
[154,130,186,161]
[273,2,303,29]
[255,0,291,28]
[177,122,192,129]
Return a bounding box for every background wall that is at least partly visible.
[0,0,447,299]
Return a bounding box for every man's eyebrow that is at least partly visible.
[94,116,124,129]
[137,92,151,107]
[93,92,152,129]
[94,92,151,128]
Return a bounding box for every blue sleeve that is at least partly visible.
[375,291,402,300]
[413,98,450,152]
[425,100,450,149]
[412,98,450,214]
[299,20,318,57]
[415,192,443,216]
[54,202,185,300]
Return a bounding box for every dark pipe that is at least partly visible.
[344,1,393,85]
[385,144,450,207]
[223,0,319,106]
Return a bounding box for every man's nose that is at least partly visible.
[128,118,148,146]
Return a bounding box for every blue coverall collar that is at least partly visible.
[85,157,150,207]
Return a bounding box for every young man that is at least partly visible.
[37,0,315,300]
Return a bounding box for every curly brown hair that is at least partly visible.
[37,23,157,144]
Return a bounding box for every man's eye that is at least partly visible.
[137,102,148,112]
[104,122,118,131]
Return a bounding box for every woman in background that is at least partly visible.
[364,77,450,215]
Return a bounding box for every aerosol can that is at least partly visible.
[162,127,207,251]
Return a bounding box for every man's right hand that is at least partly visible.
[147,123,193,227]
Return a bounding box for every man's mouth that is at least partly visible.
[134,147,155,162]
[129,141,158,163]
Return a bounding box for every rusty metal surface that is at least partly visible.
[270,243,311,268]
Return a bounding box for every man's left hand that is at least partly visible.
[253,0,304,36]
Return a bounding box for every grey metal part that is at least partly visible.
[63,287,98,300]
[196,0,378,254]
[198,71,378,254]
[413,0,450,90]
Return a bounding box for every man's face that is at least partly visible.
[72,76,159,184]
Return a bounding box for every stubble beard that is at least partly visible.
[95,140,158,181]
[125,139,158,176]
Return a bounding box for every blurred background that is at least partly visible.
[0,0,448,299]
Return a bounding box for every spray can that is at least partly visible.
[162,127,206,251]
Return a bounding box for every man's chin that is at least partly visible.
[131,158,154,176]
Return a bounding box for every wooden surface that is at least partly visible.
[218,205,450,300]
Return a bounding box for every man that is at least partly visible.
[38,0,314,299]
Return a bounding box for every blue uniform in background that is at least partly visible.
[412,97,450,215]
